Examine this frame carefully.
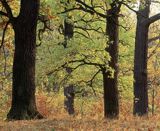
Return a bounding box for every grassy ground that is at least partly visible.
[0,116,160,131]
[0,90,160,130]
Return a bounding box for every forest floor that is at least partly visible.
[1,92,160,130]
[0,115,160,131]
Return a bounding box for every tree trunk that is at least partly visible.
[63,16,75,115]
[103,3,120,118]
[64,85,75,115]
[133,1,150,115]
[63,18,74,48]
[7,0,43,120]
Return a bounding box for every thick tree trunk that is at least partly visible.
[103,3,120,118]
[7,0,43,120]
[133,2,150,115]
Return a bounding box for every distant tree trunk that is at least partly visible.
[63,15,75,115]
[53,82,59,92]
[103,2,120,118]
[133,0,150,115]
[64,84,75,115]
[7,0,43,120]
[63,18,74,48]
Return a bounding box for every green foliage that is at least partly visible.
[34,0,138,101]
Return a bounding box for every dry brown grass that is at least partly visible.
[0,91,160,130]
[0,115,160,131]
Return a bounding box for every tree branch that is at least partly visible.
[0,20,10,49]
[0,0,13,20]
[75,0,106,18]
[0,10,8,17]
[148,35,160,44]
[145,13,160,25]
[59,5,94,15]
[148,43,160,60]
[120,1,138,14]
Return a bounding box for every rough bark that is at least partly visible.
[133,1,150,115]
[7,0,43,120]
[103,3,120,118]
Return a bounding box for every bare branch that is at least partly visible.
[0,20,10,49]
[86,69,101,96]
[148,35,160,44]
[0,11,8,17]
[59,5,94,15]
[37,15,54,47]
[145,13,160,25]
[0,0,13,20]
[120,1,138,14]
[148,43,160,60]
[75,0,106,18]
